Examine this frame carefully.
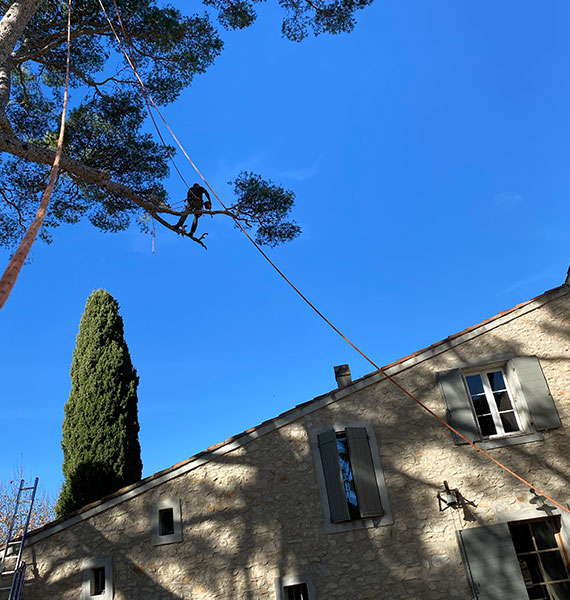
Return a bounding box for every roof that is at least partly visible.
[26,280,570,544]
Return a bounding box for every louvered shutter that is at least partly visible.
[458,524,528,599]
[508,356,562,431]
[346,427,383,518]
[317,429,350,523]
[437,369,480,443]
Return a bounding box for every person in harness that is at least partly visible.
[175,183,212,237]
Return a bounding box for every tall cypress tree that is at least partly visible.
[56,290,142,518]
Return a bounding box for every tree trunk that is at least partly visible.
[0,1,45,129]
[0,58,12,132]
[0,1,45,64]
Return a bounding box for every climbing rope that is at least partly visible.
[99,0,570,515]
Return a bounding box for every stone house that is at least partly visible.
[15,271,570,599]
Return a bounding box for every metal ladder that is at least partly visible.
[0,478,38,600]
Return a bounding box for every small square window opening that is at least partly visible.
[284,583,309,600]
[465,369,521,438]
[158,507,175,536]
[90,567,105,596]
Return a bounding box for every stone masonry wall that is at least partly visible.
[18,287,570,600]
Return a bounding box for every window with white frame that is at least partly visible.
[465,369,521,438]
[151,498,182,546]
[82,557,113,600]
[437,356,562,449]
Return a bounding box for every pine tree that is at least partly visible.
[56,289,142,518]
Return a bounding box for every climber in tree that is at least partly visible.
[175,183,212,237]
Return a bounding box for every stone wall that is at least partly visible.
[18,286,570,599]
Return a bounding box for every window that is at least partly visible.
[310,422,392,533]
[458,515,570,600]
[509,519,570,599]
[158,507,174,536]
[284,583,309,600]
[151,499,182,546]
[437,356,561,449]
[90,567,106,596]
[465,369,521,438]
[82,557,113,600]
[275,574,317,600]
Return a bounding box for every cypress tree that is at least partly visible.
[56,290,142,517]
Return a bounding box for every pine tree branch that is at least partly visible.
[0,130,174,214]
[0,130,247,247]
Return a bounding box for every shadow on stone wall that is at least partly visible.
[21,286,570,599]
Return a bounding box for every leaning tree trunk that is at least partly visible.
[0,0,65,311]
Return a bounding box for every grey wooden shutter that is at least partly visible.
[508,356,562,431]
[457,524,528,600]
[346,427,383,518]
[436,369,480,443]
[317,429,350,523]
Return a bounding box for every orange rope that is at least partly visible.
[0,0,73,310]
[100,1,570,515]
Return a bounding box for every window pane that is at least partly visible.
[550,581,570,600]
[477,415,497,437]
[91,567,105,596]
[159,508,175,536]
[494,390,513,411]
[336,435,359,515]
[285,583,309,600]
[519,554,543,585]
[532,521,558,551]
[466,374,484,395]
[540,550,568,582]
[527,584,549,599]
[500,411,520,433]
[510,522,534,553]
[487,371,506,391]
[472,395,491,415]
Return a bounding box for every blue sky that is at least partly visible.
[1,0,569,500]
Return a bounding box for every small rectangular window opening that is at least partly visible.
[284,583,309,600]
[90,567,105,596]
[158,507,175,536]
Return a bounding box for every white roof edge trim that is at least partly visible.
[27,284,570,544]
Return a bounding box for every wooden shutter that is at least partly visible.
[458,524,528,599]
[346,427,383,518]
[437,369,480,443]
[317,429,350,523]
[508,356,562,431]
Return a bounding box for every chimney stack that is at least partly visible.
[334,364,352,388]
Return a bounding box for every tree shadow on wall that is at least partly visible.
[23,284,570,599]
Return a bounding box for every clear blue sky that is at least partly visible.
[1,0,569,500]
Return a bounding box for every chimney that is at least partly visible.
[334,364,352,388]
